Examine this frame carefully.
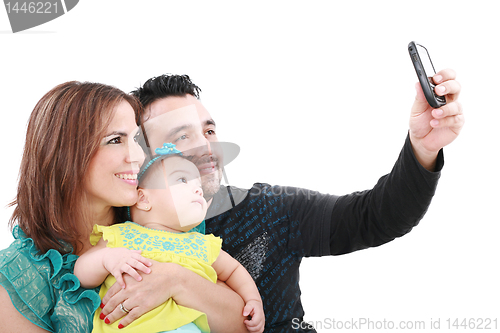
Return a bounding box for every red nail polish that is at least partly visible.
[105,318,110,324]
[100,302,105,308]
[99,313,105,320]
[118,324,124,329]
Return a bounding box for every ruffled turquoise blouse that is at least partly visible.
[0,226,101,332]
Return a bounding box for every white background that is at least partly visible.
[1,1,498,332]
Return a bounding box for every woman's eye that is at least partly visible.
[107,136,122,144]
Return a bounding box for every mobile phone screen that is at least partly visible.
[409,41,446,108]
[415,44,436,82]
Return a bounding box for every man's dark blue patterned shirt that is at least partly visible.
[205,135,443,332]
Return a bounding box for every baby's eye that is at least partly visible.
[175,134,188,142]
[177,177,187,184]
[107,136,122,144]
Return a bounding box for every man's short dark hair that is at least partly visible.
[131,74,201,108]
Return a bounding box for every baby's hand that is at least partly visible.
[243,299,265,333]
[102,248,152,289]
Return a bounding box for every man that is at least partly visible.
[104,72,463,332]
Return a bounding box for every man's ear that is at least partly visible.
[136,188,152,211]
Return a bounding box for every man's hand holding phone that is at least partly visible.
[409,68,464,171]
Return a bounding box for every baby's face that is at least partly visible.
[149,156,208,232]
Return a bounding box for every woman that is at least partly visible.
[0,81,247,333]
[0,81,145,332]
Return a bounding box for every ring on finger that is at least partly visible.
[120,303,130,314]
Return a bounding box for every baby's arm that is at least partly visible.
[212,250,265,333]
[74,238,152,289]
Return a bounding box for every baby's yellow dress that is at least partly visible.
[90,222,222,333]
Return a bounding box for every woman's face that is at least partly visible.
[85,101,145,213]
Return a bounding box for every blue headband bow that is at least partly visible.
[137,143,182,181]
[126,143,182,221]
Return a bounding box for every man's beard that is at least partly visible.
[190,154,223,202]
[201,167,222,202]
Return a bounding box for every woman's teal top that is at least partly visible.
[0,226,101,332]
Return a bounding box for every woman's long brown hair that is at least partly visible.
[9,81,142,255]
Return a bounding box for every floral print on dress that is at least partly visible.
[117,223,209,263]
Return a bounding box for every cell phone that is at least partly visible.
[408,41,446,108]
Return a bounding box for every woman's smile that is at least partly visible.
[114,172,139,186]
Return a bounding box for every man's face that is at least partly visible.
[144,95,222,201]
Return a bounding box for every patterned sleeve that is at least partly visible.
[0,226,100,332]
[90,224,117,247]
[206,234,223,265]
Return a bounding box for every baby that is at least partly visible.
[75,143,264,333]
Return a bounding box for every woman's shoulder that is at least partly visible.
[0,225,73,278]
[0,226,100,332]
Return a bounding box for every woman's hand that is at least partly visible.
[99,259,180,328]
[99,259,249,332]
